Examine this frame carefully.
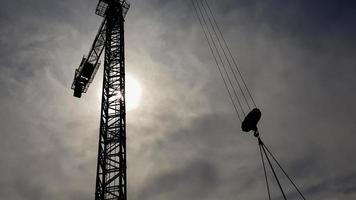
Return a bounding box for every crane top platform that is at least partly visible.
[96,0,130,18]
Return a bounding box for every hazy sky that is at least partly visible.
[1,0,356,200]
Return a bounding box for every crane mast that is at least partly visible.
[71,0,130,199]
[96,2,127,199]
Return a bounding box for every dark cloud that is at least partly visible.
[1,0,356,200]
[138,160,218,200]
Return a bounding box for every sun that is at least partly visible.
[125,75,142,111]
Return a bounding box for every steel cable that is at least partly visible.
[259,141,272,200]
[191,2,307,200]
[199,0,250,112]
[202,0,251,110]
[194,0,246,117]
[202,0,257,108]
[263,143,307,200]
[191,0,242,122]
[261,140,288,200]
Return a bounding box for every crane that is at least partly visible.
[69,0,308,199]
[71,0,130,199]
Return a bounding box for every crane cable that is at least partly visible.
[259,142,272,200]
[191,1,308,199]
[191,0,242,122]
[191,0,257,121]
[258,142,271,200]
[263,142,307,200]
[257,136,308,200]
[193,0,249,116]
[199,0,248,115]
[201,0,256,109]
[260,138,288,200]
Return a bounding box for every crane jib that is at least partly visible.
[71,18,106,98]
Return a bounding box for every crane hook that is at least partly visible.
[241,108,262,137]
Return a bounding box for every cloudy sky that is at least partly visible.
[1,0,356,199]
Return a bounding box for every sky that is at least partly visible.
[1,0,356,199]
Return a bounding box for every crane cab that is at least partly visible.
[71,57,100,98]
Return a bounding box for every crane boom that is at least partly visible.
[71,18,107,98]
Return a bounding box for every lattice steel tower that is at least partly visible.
[71,1,130,199]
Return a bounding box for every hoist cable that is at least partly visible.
[259,141,272,200]
[195,0,246,117]
[191,0,242,122]
[203,0,257,108]
[199,0,251,112]
[263,143,307,200]
[201,0,252,111]
[260,139,288,200]
[191,0,242,121]
[192,1,307,200]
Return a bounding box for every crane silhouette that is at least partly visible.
[71,1,130,199]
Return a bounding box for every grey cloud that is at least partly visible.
[138,160,218,200]
[1,0,356,200]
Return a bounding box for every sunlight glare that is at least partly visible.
[126,75,142,111]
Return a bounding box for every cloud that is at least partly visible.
[1,0,356,200]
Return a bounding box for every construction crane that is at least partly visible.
[71,0,130,199]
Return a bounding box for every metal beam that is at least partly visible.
[95,1,127,200]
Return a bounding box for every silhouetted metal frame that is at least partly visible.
[95,1,127,199]
[71,19,106,94]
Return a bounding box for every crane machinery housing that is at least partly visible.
[71,0,130,199]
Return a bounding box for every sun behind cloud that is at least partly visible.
[126,74,142,111]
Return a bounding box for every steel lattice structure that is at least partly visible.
[71,1,130,199]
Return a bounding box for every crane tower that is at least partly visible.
[71,0,130,199]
